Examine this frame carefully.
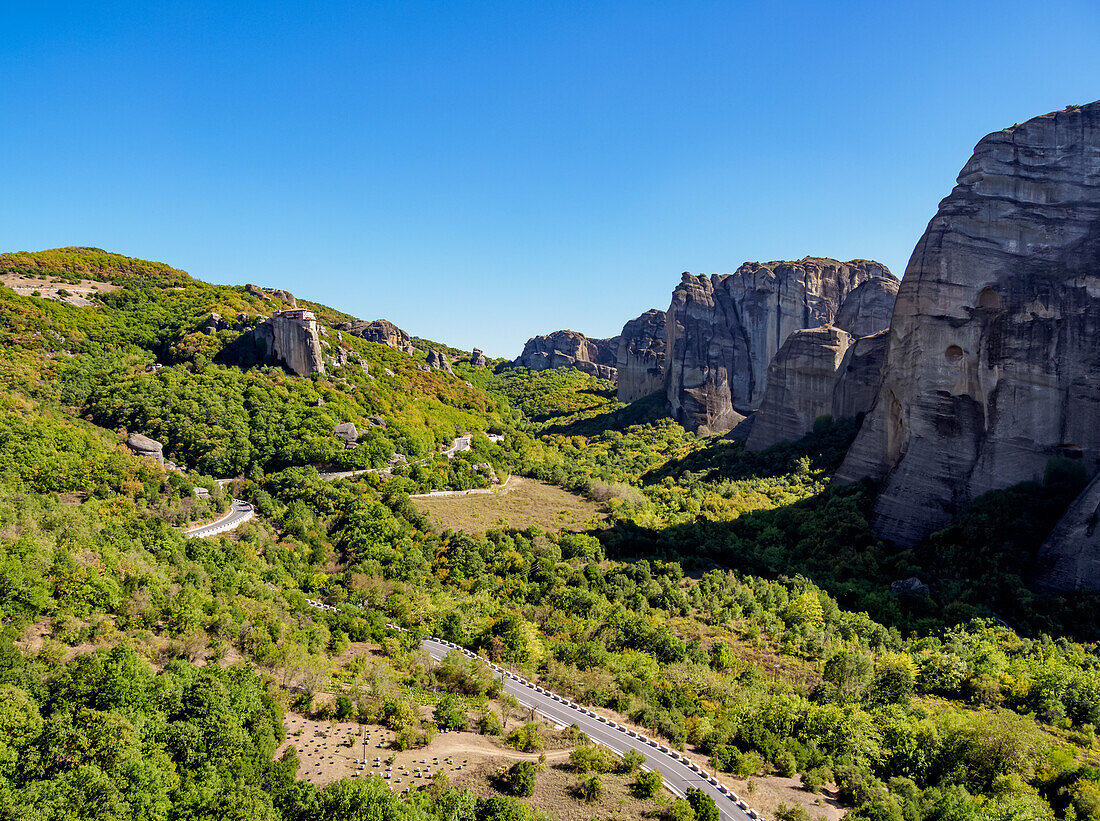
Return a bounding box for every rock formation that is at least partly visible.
[335,318,416,355]
[1035,475,1100,592]
[126,433,164,464]
[252,309,325,377]
[665,258,895,433]
[616,309,667,402]
[836,101,1100,546]
[745,326,891,451]
[746,326,854,450]
[834,277,899,338]
[333,422,358,448]
[245,284,269,299]
[470,349,487,368]
[514,330,619,381]
[271,289,296,307]
[427,349,454,374]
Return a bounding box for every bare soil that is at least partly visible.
[1,273,119,306]
[411,477,604,534]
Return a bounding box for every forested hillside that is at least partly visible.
[1,249,1099,821]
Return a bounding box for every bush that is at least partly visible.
[662,798,695,821]
[500,760,537,797]
[433,693,468,731]
[621,748,646,774]
[774,805,812,821]
[335,694,354,719]
[634,768,663,798]
[686,788,719,821]
[577,774,602,802]
[733,750,764,777]
[801,766,830,793]
[505,722,544,752]
[569,744,616,773]
[774,750,797,777]
[479,711,503,736]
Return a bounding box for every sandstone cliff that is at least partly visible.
[832,331,889,422]
[745,326,854,450]
[616,309,667,402]
[665,258,894,433]
[834,277,899,338]
[514,330,619,381]
[1036,476,1100,592]
[334,319,417,355]
[253,312,325,377]
[836,101,1100,547]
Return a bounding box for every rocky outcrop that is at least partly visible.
[126,433,164,464]
[427,349,454,374]
[665,258,895,433]
[834,277,899,338]
[470,349,487,368]
[616,309,667,402]
[745,326,891,451]
[245,284,269,299]
[1036,476,1100,592]
[252,310,325,377]
[271,289,296,307]
[333,422,358,448]
[202,312,229,335]
[335,319,416,355]
[836,101,1100,546]
[513,330,619,381]
[746,326,854,450]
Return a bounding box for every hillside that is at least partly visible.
[1,247,1100,821]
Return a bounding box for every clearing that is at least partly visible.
[411,476,604,533]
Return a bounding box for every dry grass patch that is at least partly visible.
[412,477,604,534]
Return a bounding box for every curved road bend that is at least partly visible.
[184,499,254,539]
[418,636,762,821]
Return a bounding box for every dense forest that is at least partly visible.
[1,249,1099,821]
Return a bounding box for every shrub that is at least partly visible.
[577,774,602,802]
[662,798,695,821]
[621,748,646,774]
[479,711,503,736]
[569,744,616,773]
[335,694,354,719]
[686,788,719,821]
[500,760,537,797]
[634,768,663,798]
[505,722,544,752]
[433,694,468,731]
[774,750,797,777]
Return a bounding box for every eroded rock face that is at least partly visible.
[835,277,899,338]
[427,349,454,374]
[1036,475,1100,592]
[334,319,417,355]
[837,101,1100,547]
[470,349,487,368]
[746,326,853,451]
[252,312,325,377]
[616,309,667,402]
[665,258,894,433]
[832,330,890,422]
[271,289,296,307]
[126,433,164,464]
[514,330,619,381]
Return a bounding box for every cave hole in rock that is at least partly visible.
[977,286,1002,310]
[945,344,964,363]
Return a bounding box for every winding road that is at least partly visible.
[387,625,766,821]
[184,499,254,538]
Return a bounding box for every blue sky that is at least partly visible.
[2,1,1098,357]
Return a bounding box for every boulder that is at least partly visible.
[334,318,416,355]
[427,349,454,374]
[514,330,619,381]
[470,348,487,368]
[890,577,930,597]
[665,258,895,433]
[616,309,667,403]
[271,289,296,307]
[367,415,386,427]
[837,101,1100,547]
[202,312,228,335]
[333,422,359,448]
[126,433,164,464]
[245,283,269,299]
[1036,475,1100,592]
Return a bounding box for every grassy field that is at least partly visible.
[411,477,605,534]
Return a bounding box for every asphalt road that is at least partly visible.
[417,635,762,821]
[184,499,254,538]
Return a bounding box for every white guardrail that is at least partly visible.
[183,501,254,538]
[360,619,767,821]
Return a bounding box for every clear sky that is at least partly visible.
[2,1,1098,357]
